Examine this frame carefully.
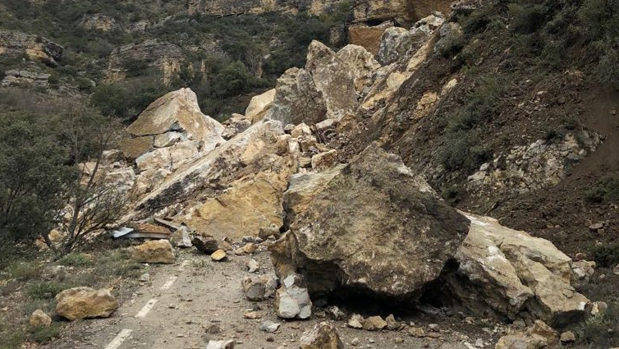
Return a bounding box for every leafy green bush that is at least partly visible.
[591,245,619,268]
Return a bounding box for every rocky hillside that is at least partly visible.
[1,0,619,348]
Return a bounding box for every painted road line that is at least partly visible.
[104,329,133,349]
[160,276,178,291]
[135,298,158,318]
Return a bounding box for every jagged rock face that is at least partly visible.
[127,88,224,143]
[353,0,452,25]
[377,12,446,65]
[187,0,345,16]
[185,170,290,240]
[245,89,276,123]
[306,41,358,121]
[79,14,118,31]
[105,39,184,83]
[445,214,590,327]
[348,23,393,56]
[267,67,328,126]
[0,30,64,66]
[271,144,469,299]
[336,45,380,93]
[1,70,50,88]
[55,287,119,321]
[128,119,286,219]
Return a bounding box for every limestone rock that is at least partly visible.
[242,276,268,301]
[170,227,192,248]
[446,214,590,327]
[336,45,380,93]
[571,260,595,287]
[495,321,558,349]
[0,30,64,66]
[246,89,276,123]
[192,234,219,254]
[348,23,392,56]
[311,150,338,171]
[306,41,357,121]
[186,171,288,240]
[363,316,387,331]
[261,320,281,333]
[267,67,327,126]
[560,331,576,343]
[271,144,468,299]
[377,27,409,65]
[275,274,312,319]
[126,88,224,146]
[222,114,251,139]
[205,340,235,349]
[300,321,344,349]
[247,258,260,273]
[29,309,52,327]
[130,119,284,218]
[211,249,227,261]
[55,287,119,321]
[385,314,400,330]
[131,240,175,264]
[119,136,153,160]
[348,314,364,329]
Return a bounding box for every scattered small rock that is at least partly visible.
[351,338,360,346]
[29,309,52,327]
[363,316,387,331]
[242,276,268,301]
[192,234,219,254]
[408,327,426,338]
[560,331,576,343]
[300,321,344,349]
[244,310,263,319]
[261,320,281,333]
[385,314,400,330]
[275,274,312,319]
[348,314,364,329]
[247,259,260,273]
[206,339,235,349]
[211,249,227,261]
[326,305,346,321]
[139,273,150,283]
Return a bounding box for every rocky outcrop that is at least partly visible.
[130,240,176,264]
[348,22,393,56]
[445,214,590,327]
[55,287,119,321]
[377,12,446,65]
[79,14,119,32]
[336,45,380,93]
[271,144,469,299]
[1,70,50,88]
[267,67,328,126]
[353,0,452,25]
[105,39,184,83]
[187,0,345,17]
[0,30,64,66]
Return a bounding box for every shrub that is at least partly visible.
[27,282,70,300]
[28,323,62,344]
[57,253,93,267]
[591,245,619,268]
[584,175,619,203]
[5,261,40,281]
[577,302,619,346]
[439,132,492,172]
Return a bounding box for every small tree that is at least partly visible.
[43,109,126,254]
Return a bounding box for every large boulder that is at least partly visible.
[128,119,285,219]
[445,214,590,327]
[126,88,224,148]
[347,23,392,56]
[271,144,469,300]
[267,67,328,126]
[55,287,119,321]
[185,171,288,240]
[336,45,381,94]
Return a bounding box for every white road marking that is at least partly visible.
[135,299,158,318]
[104,329,133,349]
[160,276,178,291]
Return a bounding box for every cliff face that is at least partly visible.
[187,0,346,16]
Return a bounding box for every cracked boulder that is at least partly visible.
[445,214,590,327]
[55,287,118,321]
[271,144,469,300]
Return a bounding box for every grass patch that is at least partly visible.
[4,261,40,281]
[57,253,94,267]
[577,302,619,347]
[26,282,71,300]
[585,175,619,203]
[28,323,62,344]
